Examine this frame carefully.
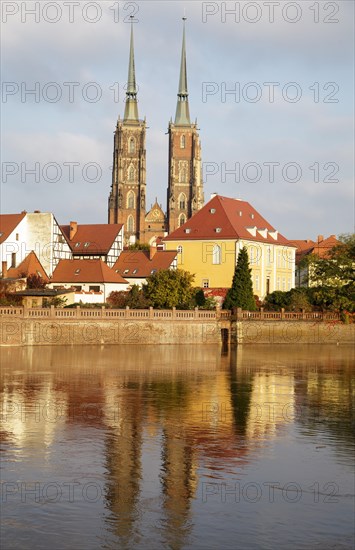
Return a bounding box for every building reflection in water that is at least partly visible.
[1,344,353,548]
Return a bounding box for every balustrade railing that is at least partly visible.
[0,306,340,322]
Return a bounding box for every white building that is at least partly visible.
[48,259,129,304]
[0,211,72,277]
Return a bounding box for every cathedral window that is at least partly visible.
[180,135,186,149]
[212,244,221,265]
[179,193,186,210]
[129,137,135,153]
[179,168,187,183]
[127,215,134,233]
[179,214,186,227]
[128,165,134,181]
[127,191,135,209]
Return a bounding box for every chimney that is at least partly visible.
[70,221,78,240]
[2,261,8,278]
[149,245,157,260]
[317,234,324,243]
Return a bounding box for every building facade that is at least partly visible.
[0,211,72,277]
[163,195,296,299]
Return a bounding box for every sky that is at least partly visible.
[1,0,354,240]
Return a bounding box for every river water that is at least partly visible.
[1,344,354,550]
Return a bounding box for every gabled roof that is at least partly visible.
[7,251,49,282]
[60,224,123,254]
[0,213,26,244]
[51,259,128,284]
[163,195,293,245]
[292,235,340,262]
[113,250,177,278]
[145,201,166,223]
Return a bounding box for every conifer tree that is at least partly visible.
[223,247,256,310]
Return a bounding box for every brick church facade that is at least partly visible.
[108,19,204,245]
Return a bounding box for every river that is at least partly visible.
[1,344,354,549]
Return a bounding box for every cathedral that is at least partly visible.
[108,19,204,245]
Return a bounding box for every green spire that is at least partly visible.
[124,17,139,122]
[175,17,191,126]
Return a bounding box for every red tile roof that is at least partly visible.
[113,250,177,278]
[292,235,340,263]
[0,213,26,244]
[60,224,123,254]
[163,195,293,245]
[51,259,128,284]
[7,251,49,282]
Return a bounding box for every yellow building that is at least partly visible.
[163,195,296,299]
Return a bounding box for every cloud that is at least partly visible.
[1,0,354,238]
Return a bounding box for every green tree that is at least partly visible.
[305,233,355,312]
[107,285,151,309]
[193,288,217,310]
[127,242,150,251]
[223,247,256,311]
[143,269,195,309]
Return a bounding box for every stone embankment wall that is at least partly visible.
[231,320,354,345]
[0,307,220,346]
[0,307,354,346]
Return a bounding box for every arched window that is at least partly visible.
[178,214,186,227]
[127,215,134,233]
[127,191,135,209]
[128,165,134,181]
[212,244,221,265]
[129,137,135,153]
[179,193,186,210]
[180,135,186,149]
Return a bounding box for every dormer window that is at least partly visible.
[124,269,129,274]
[75,242,81,247]
[210,208,216,214]
[84,242,90,247]
[151,269,157,274]
[75,269,80,275]
[250,213,254,219]
[132,269,138,274]
[184,228,191,234]
[215,227,222,233]
[239,211,243,217]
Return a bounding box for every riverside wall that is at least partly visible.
[0,307,354,346]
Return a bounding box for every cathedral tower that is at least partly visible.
[167,18,204,234]
[108,19,146,244]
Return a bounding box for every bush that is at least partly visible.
[107,285,151,309]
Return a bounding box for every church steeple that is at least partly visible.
[109,17,146,242]
[124,17,139,122]
[175,17,190,126]
[167,18,204,234]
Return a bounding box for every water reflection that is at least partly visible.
[1,345,354,550]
